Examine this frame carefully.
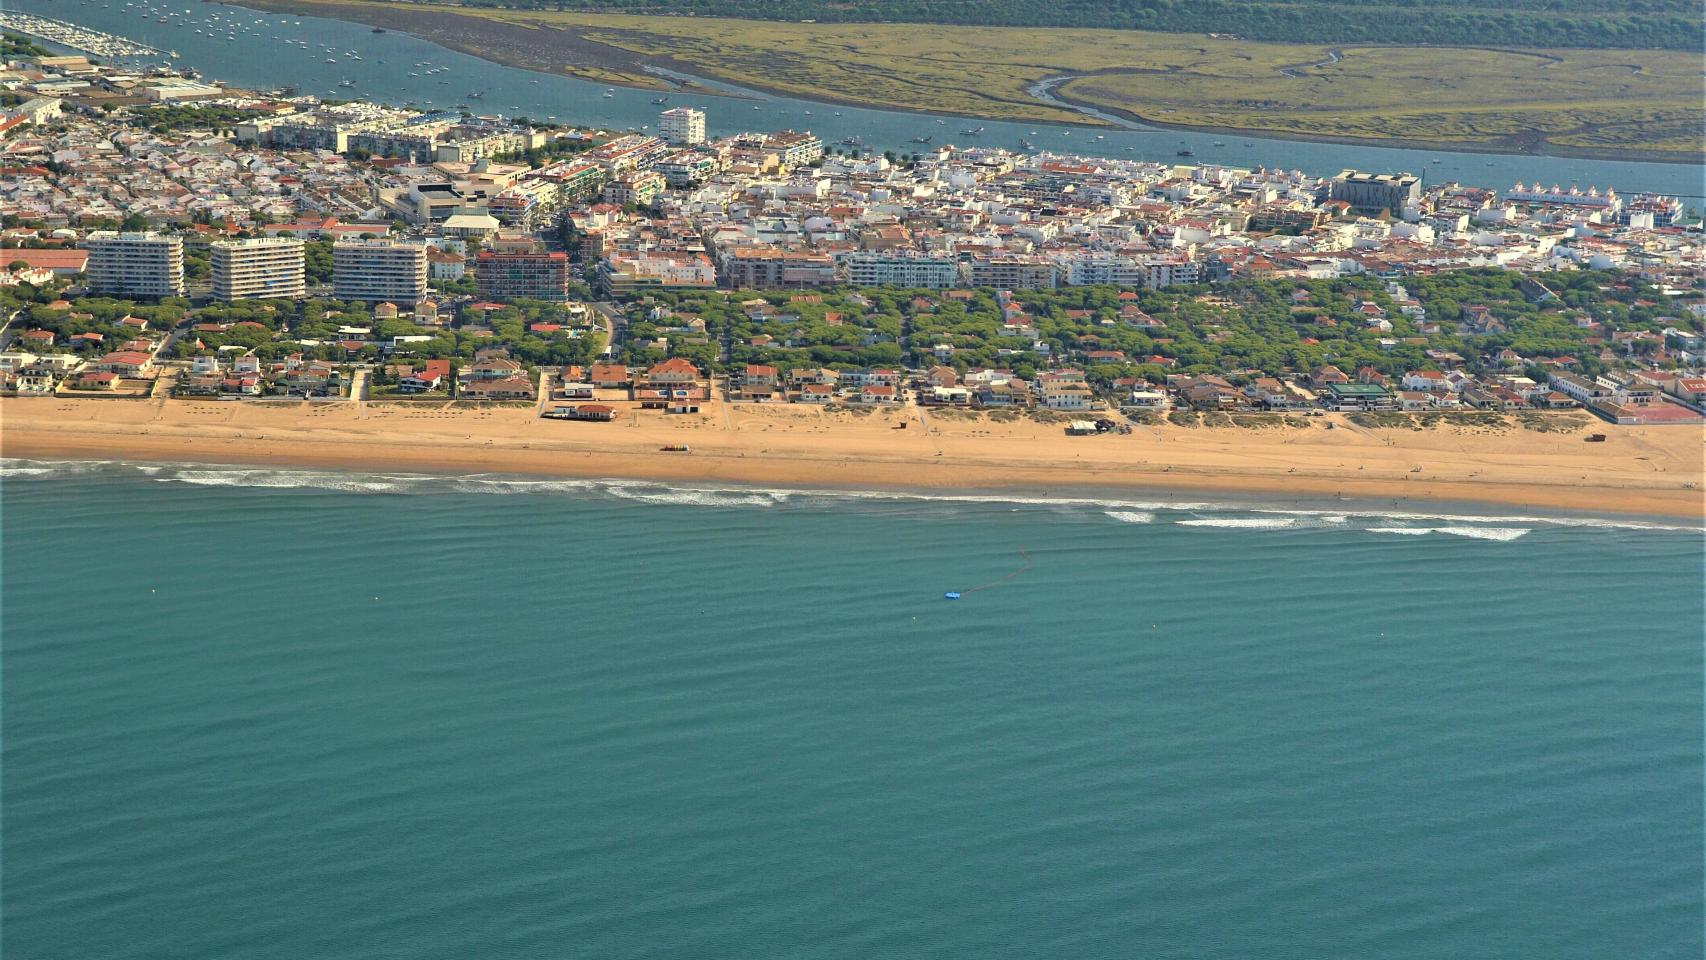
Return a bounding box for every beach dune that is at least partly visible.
[3,397,1701,519]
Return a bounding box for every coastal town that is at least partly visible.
[1,40,1702,440]
[6,5,1706,960]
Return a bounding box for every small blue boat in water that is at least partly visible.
[944,592,961,600]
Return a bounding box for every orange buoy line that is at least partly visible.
[949,549,1032,598]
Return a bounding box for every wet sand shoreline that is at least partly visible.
[6,398,1700,520]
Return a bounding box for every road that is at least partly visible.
[590,301,623,358]
[0,308,24,351]
[156,318,194,357]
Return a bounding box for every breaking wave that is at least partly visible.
[1369,526,1531,541]
[1178,517,1300,529]
[3,458,1696,536]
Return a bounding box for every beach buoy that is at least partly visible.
[944,592,961,600]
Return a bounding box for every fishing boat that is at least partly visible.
[1176,149,1194,157]
[910,135,932,144]
[651,96,668,105]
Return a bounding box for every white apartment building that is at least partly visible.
[1140,258,1201,288]
[333,240,428,303]
[969,257,1058,290]
[843,253,960,289]
[84,231,184,298]
[1059,255,1145,288]
[658,107,706,146]
[210,237,306,302]
[1057,255,1201,289]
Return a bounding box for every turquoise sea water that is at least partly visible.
[3,460,1702,958]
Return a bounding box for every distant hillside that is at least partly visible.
[446,0,1700,50]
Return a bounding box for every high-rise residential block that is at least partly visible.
[658,107,706,146]
[474,250,570,302]
[210,237,306,302]
[332,240,428,303]
[84,231,184,298]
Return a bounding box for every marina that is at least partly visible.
[0,11,161,59]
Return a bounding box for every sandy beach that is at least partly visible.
[5,397,1702,519]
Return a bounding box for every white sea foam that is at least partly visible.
[447,477,604,496]
[787,486,1222,513]
[1432,526,1531,541]
[786,487,1698,533]
[1177,517,1298,529]
[6,458,1697,534]
[1368,526,1530,541]
[2,458,141,477]
[165,469,425,494]
[603,482,785,508]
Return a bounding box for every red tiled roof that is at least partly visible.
[3,249,87,270]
